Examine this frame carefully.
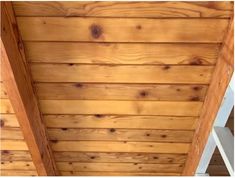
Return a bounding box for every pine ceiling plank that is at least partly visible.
[35,83,208,101]
[1,150,32,161]
[1,161,36,170]
[17,17,229,42]
[0,170,38,176]
[0,99,14,114]
[13,1,233,18]
[1,2,58,175]
[54,152,187,164]
[25,42,220,65]
[48,128,193,143]
[44,115,198,130]
[57,162,183,173]
[1,140,28,151]
[0,83,8,98]
[30,64,214,84]
[51,141,189,153]
[1,128,24,140]
[40,100,202,116]
[62,171,181,176]
[0,114,19,128]
[183,18,234,175]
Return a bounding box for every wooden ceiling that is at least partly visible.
[1,1,234,176]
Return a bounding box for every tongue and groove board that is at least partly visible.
[0,84,38,176]
[1,1,232,176]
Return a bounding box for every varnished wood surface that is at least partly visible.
[17,17,229,42]
[35,83,208,101]
[51,141,190,153]
[40,100,202,116]
[25,42,220,65]
[56,162,184,173]
[44,115,198,130]
[53,152,187,164]
[13,1,233,18]
[31,64,214,84]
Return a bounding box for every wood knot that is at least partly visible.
[140,91,148,97]
[190,96,200,101]
[51,140,58,143]
[90,156,96,159]
[68,63,74,66]
[75,83,83,88]
[2,150,9,154]
[146,133,150,137]
[189,57,203,65]
[153,156,158,159]
[94,114,104,118]
[90,24,102,39]
[161,135,167,138]
[192,86,201,91]
[163,65,170,70]
[0,120,4,127]
[136,25,142,30]
[110,128,116,133]
[61,128,67,131]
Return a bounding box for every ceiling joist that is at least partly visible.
[1,2,58,175]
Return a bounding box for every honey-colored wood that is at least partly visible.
[17,17,229,42]
[57,162,183,173]
[0,170,38,176]
[1,161,35,170]
[25,42,219,65]
[31,64,214,84]
[13,1,233,18]
[0,83,8,98]
[1,2,58,175]
[0,114,19,127]
[183,18,234,175]
[54,152,187,164]
[51,141,189,153]
[48,128,194,143]
[0,99,14,113]
[1,140,28,151]
[1,128,24,140]
[44,115,198,130]
[61,172,181,176]
[40,100,202,116]
[35,83,208,101]
[1,150,32,161]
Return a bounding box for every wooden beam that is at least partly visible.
[1,2,58,175]
[182,18,234,175]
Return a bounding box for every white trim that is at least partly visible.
[212,127,234,176]
[196,74,234,175]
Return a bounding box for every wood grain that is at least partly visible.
[1,140,28,151]
[25,42,219,65]
[51,141,190,153]
[44,115,198,130]
[40,100,202,116]
[48,128,194,142]
[1,2,58,175]
[0,114,19,127]
[17,17,229,42]
[31,64,214,84]
[35,83,208,101]
[54,152,187,163]
[61,171,181,176]
[1,150,32,161]
[1,128,24,140]
[57,162,183,173]
[0,83,8,98]
[0,161,35,170]
[0,99,14,114]
[0,170,38,176]
[13,1,233,17]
